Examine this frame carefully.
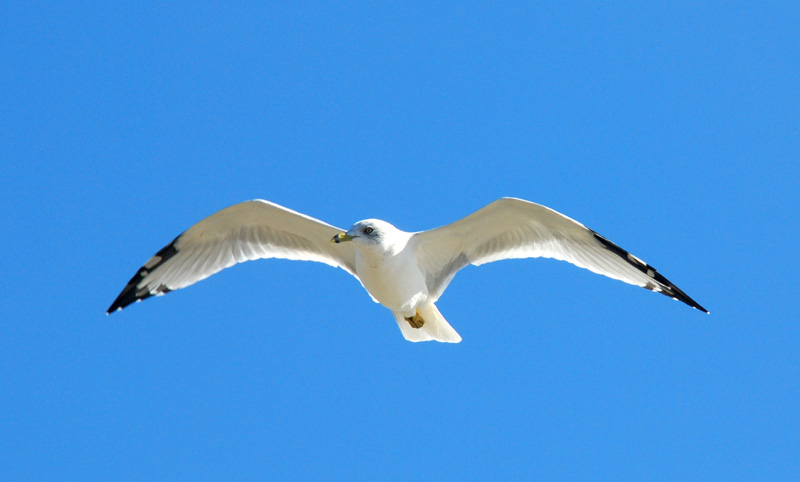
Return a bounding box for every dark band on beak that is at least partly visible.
[331,232,354,243]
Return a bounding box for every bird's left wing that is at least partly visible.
[411,197,707,312]
[107,200,356,313]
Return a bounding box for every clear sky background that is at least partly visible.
[2,2,798,480]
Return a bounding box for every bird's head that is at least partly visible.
[331,219,394,247]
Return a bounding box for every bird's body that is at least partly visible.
[108,198,707,342]
[351,223,426,314]
[340,220,461,341]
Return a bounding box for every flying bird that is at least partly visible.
[107,198,707,342]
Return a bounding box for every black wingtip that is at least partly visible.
[591,231,708,314]
[106,283,153,314]
[106,235,181,315]
[675,291,709,314]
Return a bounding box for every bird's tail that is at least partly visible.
[392,303,462,343]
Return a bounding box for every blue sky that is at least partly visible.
[2,1,798,480]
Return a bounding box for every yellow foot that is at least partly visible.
[404,312,425,329]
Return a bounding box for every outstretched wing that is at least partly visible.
[107,200,356,313]
[411,197,707,312]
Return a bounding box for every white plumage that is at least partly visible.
[108,198,707,342]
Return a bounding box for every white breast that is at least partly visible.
[355,245,429,314]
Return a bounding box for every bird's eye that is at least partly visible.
[364,226,374,235]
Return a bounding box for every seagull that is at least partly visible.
[107,197,707,342]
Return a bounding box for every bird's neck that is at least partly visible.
[356,233,411,268]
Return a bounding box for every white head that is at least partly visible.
[331,219,408,252]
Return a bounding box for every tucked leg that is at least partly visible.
[404,311,425,329]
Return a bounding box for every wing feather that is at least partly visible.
[412,197,707,312]
[107,200,356,313]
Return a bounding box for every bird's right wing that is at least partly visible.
[107,200,356,313]
[411,197,706,312]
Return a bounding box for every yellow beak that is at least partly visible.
[331,232,355,243]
